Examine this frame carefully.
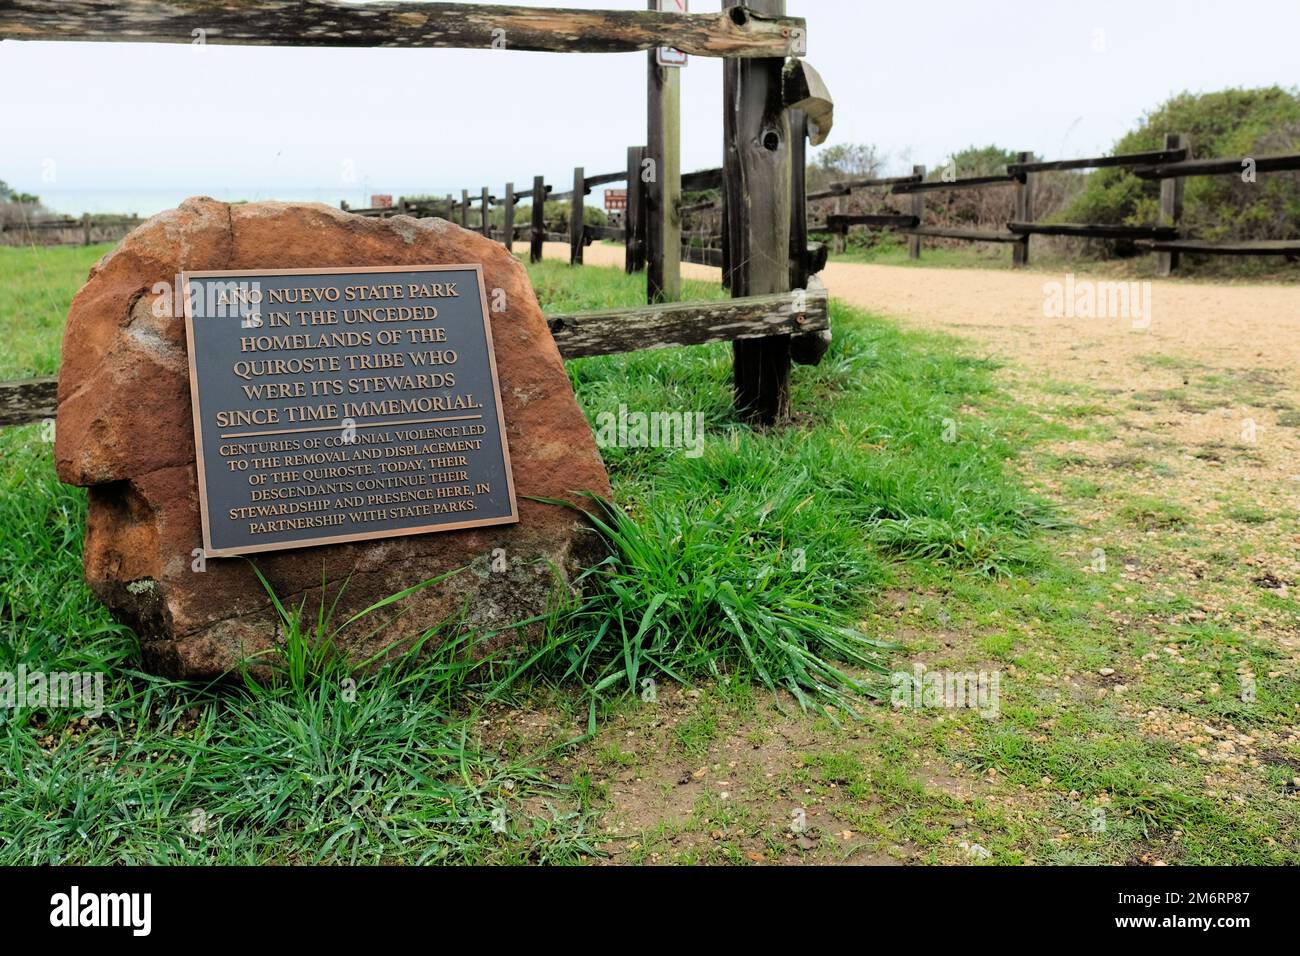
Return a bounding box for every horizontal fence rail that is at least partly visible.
[1132,152,1300,180]
[0,283,828,426]
[0,376,56,427]
[548,281,826,359]
[810,136,1300,270]
[0,1,806,57]
[1006,148,1188,176]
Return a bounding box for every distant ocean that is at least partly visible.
[34,187,450,217]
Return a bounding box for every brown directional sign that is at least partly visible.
[181,264,517,557]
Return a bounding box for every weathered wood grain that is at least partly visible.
[725,0,792,425]
[893,174,1018,194]
[529,175,545,263]
[570,166,585,265]
[1012,150,1032,267]
[625,145,646,274]
[0,1,806,57]
[2,286,830,426]
[1157,133,1187,276]
[681,245,724,267]
[0,376,57,427]
[1008,148,1186,175]
[825,213,919,231]
[900,227,1019,243]
[1007,221,1179,240]
[502,181,514,252]
[548,282,826,359]
[782,59,832,146]
[907,164,925,259]
[681,167,724,191]
[1145,238,1300,256]
[1134,151,1300,180]
[646,15,681,303]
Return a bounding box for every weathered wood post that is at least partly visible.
[480,186,491,237]
[570,166,585,265]
[530,175,545,263]
[788,107,828,368]
[908,164,925,259]
[646,0,681,302]
[784,60,833,368]
[1012,151,1032,268]
[460,189,469,228]
[1157,132,1187,277]
[788,107,809,290]
[831,193,845,254]
[724,0,792,423]
[625,145,646,274]
[81,212,91,246]
[503,182,514,252]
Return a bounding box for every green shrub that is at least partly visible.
[1062,86,1300,241]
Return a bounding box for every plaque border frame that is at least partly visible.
[181,263,519,557]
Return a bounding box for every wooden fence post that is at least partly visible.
[788,108,808,290]
[626,145,646,274]
[831,194,845,254]
[81,213,91,246]
[788,107,829,368]
[1157,132,1187,277]
[530,175,545,263]
[503,182,514,252]
[570,166,585,265]
[724,0,792,424]
[460,189,469,228]
[647,0,682,302]
[1012,151,1032,268]
[480,187,491,237]
[908,164,925,259]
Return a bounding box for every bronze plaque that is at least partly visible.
[181,264,517,557]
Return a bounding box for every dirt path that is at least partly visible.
[545,240,1300,381]
[525,242,1300,864]
[541,240,1300,649]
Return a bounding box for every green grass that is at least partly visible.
[10,244,1293,866]
[0,242,104,378]
[0,244,1050,862]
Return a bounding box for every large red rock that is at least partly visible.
[55,199,610,679]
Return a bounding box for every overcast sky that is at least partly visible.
[3,0,1297,214]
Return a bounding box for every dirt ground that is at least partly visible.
[544,243,1300,586]
[522,242,1300,863]
[552,241,1300,379]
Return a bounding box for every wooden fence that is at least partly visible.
[344,159,732,277]
[0,213,143,246]
[811,136,1300,274]
[0,0,827,428]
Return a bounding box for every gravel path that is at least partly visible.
[536,240,1300,658]
[539,241,1300,385]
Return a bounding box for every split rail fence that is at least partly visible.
[0,0,827,428]
[810,135,1300,275]
[0,213,143,246]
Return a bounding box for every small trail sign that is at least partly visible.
[656,0,687,67]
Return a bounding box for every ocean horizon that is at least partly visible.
[30,186,475,218]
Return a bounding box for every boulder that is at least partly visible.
[55,198,611,679]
